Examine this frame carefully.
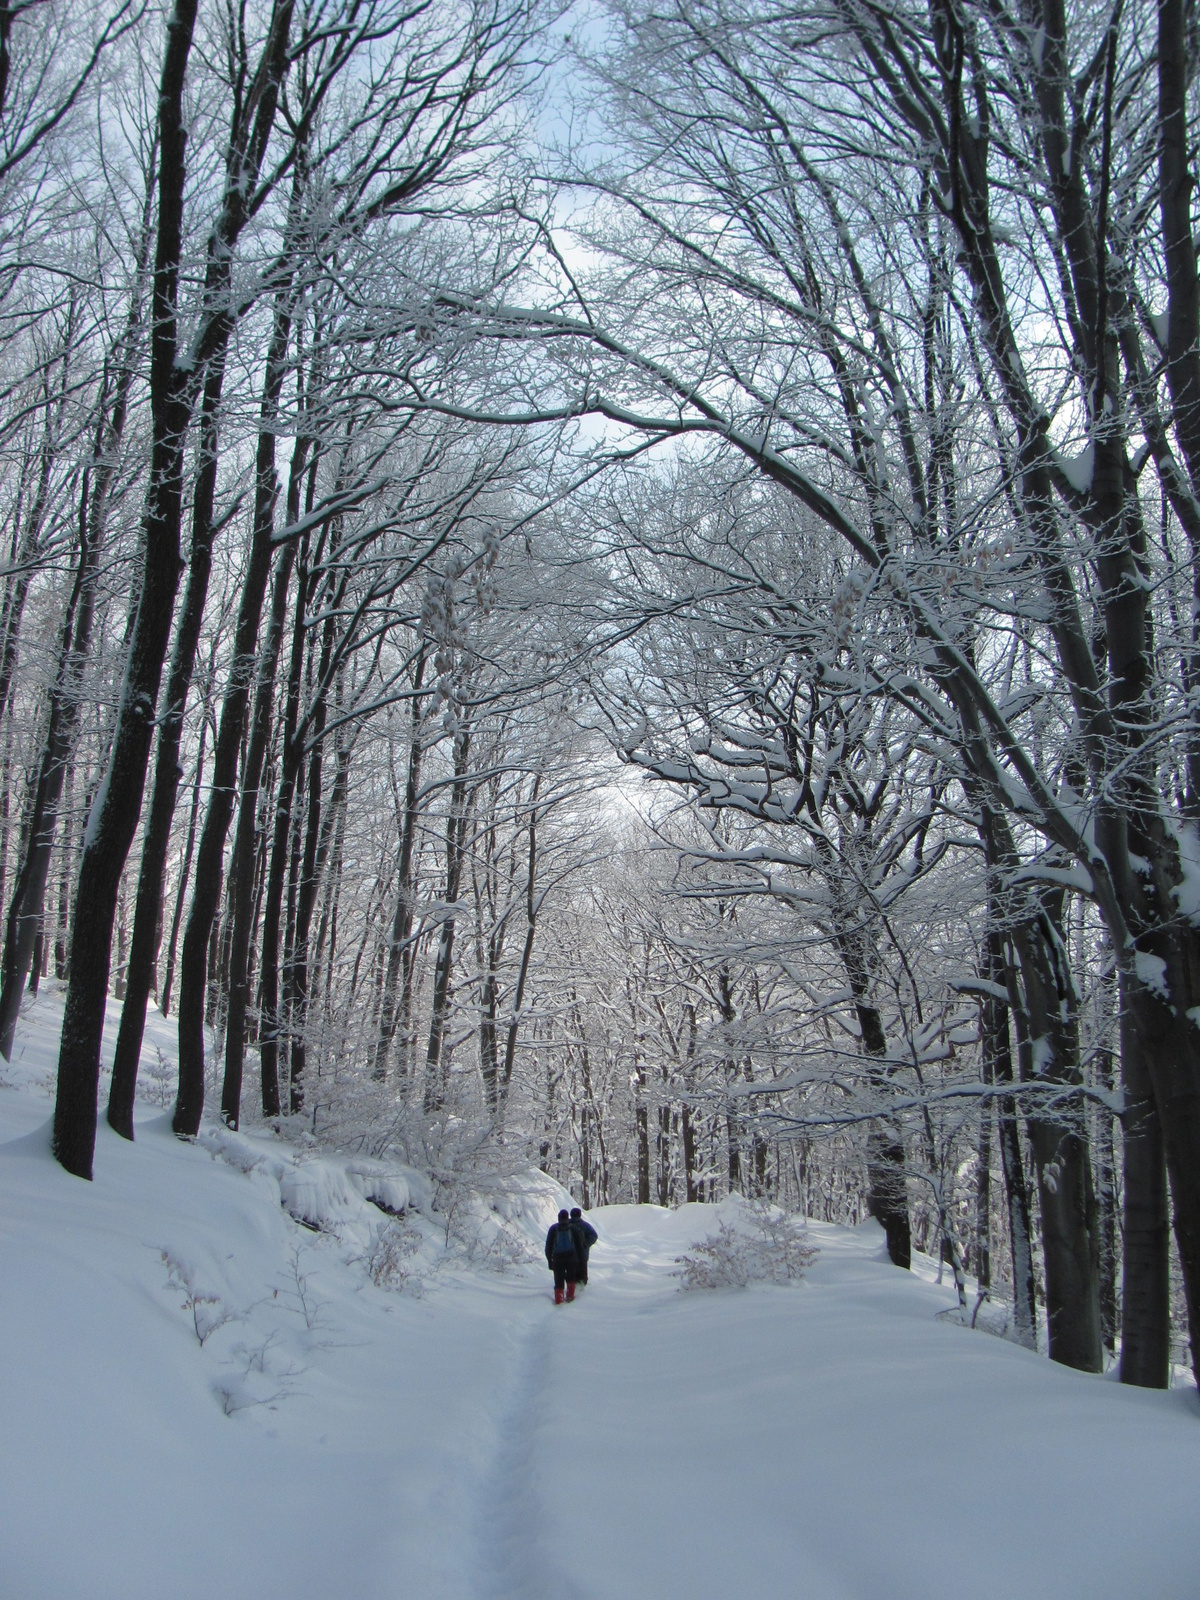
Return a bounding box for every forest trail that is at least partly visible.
[469,1207,1199,1600]
[1,996,1198,1600]
[473,1308,559,1600]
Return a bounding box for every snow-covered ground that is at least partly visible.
[2,986,1197,1600]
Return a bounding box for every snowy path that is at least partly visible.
[2,994,1199,1599]
[495,1207,1200,1600]
[473,1310,558,1600]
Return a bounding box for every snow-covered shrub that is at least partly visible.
[161,1251,236,1343]
[276,1243,332,1330]
[278,1160,366,1232]
[675,1205,818,1291]
[431,1180,538,1270]
[346,1161,415,1216]
[362,1218,425,1293]
[142,1045,176,1108]
[675,1220,756,1289]
[750,1205,821,1281]
[459,1215,537,1272]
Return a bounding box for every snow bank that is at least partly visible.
[2,987,1198,1600]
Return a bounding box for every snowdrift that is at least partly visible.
[2,988,1198,1600]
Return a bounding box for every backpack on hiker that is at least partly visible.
[552,1222,577,1260]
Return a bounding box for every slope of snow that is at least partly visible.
[2,987,1197,1599]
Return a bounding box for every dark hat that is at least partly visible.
[570,1207,582,1217]
[558,1209,569,1221]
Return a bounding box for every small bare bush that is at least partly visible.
[363,1218,425,1293]
[276,1243,331,1329]
[675,1206,818,1292]
[459,1215,537,1273]
[161,1251,236,1344]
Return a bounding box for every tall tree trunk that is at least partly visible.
[1005,914,1103,1373]
[255,545,309,1121]
[974,1095,992,1296]
[0,213,151,1064]
[373,649,427,1082]
[982,920,1037,1351]
[107,358,227,1136]
[635,1060,651,1204]
[422,724,472,1112]
[841,938,912,1269]
[1093,964,1120,1357]
[498,777,541,1111]
[175,303,302,1136]
[657,1092,672,1205]
[681,1002,700,1202]
[52,0,200,1178]
[282,606,336,1113]
[1118,973,1171,1387]
[217,543,297,1126]
[55,0,294,1173]
[160,704,210,1017]
[0,480,97,1059]
[53,752,75,980]
[0,358,69,755]
[980,806,1101,1370]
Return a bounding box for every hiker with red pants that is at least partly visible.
[545,1209,581,1303]
[570,1207,598,1287]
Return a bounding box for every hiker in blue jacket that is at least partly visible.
[569,1207,598,1287]
[545,1209,580,1303]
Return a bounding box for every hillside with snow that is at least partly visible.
[2,988,1197,1600]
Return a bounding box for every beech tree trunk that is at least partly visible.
[422,724,472,1111]
[374,649,428,1082]
[254,547,310,1121]
[282,605,337,1113]
[160,705,210,1018]
[107,358,227,1137]
[0,483,98,1060]
[52,0,199,1178]
[1118,973,1171,1386]
[497,777,541,1114]
[1005,921,1102,1374]
[982,921,1037,1351]
[217,542,297,1126]
[175,303,302,1134]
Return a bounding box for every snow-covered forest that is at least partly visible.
[2,0,1200,1587]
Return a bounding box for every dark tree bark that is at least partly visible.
[281,602,338,1113]
[1004,914,1103,1373]
[176,282,303,1136]
[974,1096,992,1296]
[496,776,542,1113]
[0,481,97,1060]
[855,999,912,1271]
[422,723,472,1111]
[54,0,297,1174]
[981,918,1037,1351]
[0,229,152,1063]
[1090,959,1120,1357]
[107,357,228,1136]
[374,649,428,1082]
[254,544,310,1121]
[160,702,211,1018]
[635,1061,652,1204]
[51,0,199,1178]
[834,921,912,1269]
[216,542,297,1126]
[1118,973,1171,1387]
[657,1090,672,1206]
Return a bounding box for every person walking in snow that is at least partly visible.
[569,1206,598,1287]
[545,1209,580,1304]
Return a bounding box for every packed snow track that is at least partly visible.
[1,1002,1197,1599]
